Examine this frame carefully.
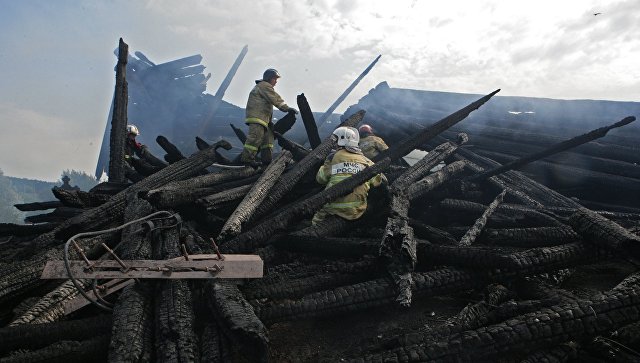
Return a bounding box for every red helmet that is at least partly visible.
[358,124,373,134]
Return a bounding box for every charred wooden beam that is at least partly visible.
[272,111,297,135]
[439,198,563,227]
[206,281,269,362]
[230,123,247,144]
[217,151,292,242]
[297,93,321,148]
[14,201,62,212]
[374,89,500,162]
[108,38,129,183]
[198,184,253,211]
[156,135,186,163]
[248,110,366,223]
[0,222,57,237]
[480,226,581,247]
[195,136,234,164]
[569,207,640,259]
[145,164,258,208]
[274,131,310,161]
[407,160,467,200]
[24,207,83,224]
[458,189,506,246]
[469,116,636,181]
[0,314,111,355]
[0,334,110,363]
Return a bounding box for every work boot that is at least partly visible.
[260,148,272,165]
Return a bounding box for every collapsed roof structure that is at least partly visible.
[1,40,640,362]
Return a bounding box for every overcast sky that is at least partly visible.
[0,0,637,181]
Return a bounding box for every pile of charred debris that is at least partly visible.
[2,43,640,363]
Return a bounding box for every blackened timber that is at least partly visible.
[374,89,500,162]
[249,110,366,223]
[222,156,391,253]
[0,222,57,237]
[156,135,186,163]
[108,38,129,183]
[469,116,636,181]
[406,160,467,200]
[24,207,83,224]
[14,201,62,211]
[272,112,297,135]
[569,207,640,259]
[217,151,292,242]
[230,124,247,144]
[195,137,233,164]
[297,93,321,148]
[198,184,253,211]
[145,164,257,208]
[274,131,310,161]
[391,140,461,188]
[206,282,269,362]
[458,189,506,246]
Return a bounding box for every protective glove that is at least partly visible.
[287,108,299,115]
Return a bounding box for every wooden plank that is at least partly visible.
[63,279,133,315]
[41,254,263,279]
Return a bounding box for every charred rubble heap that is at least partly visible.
[2,46,640,362]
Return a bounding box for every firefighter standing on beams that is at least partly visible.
[312,126,384,225]
[240,68,298,166]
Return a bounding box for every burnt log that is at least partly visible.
[108,197,155,363]
[249,110,366,224]
[195,136,233,164]
[356,287,640,362]
[407,160,467,200]
[297,93,321,148]
[14,201,62,211]
[480,226,581,247]
[458,189,506,246]
[0,334,110,363]
[273,235,378,257]
[0,223,57,237]
[206,282,269,362]
[272,111,297,135]
[156,135,186,163]
[274,131,310,161]
[439,198,564,227]
[218,151,293,242]
[569,207,640,259]
[198,184,253,211]
[374,89,500,162]
[151,225,198,363]
[24,207,83,224]
[0,314,111,356]
[145,164,258,208]
[108,38,129,183]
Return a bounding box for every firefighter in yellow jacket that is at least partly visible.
[240,68,298,165]
[312,126,383,225]
[358,124,389,160]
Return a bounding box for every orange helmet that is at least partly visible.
[358,124,373,134]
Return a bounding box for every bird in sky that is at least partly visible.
[594,12,602,16]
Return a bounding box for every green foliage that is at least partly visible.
[60,169,98,191]
[0,169,25,223]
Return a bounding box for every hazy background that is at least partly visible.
[0,0,637,181]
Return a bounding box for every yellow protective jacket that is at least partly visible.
[359,135,389,160]
[316,149,382,220]
[245,81,291,127]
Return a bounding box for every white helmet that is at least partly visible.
[333,126,360,147]
[127,124,140,136]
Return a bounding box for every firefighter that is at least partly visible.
[125,124,145,160]
[358,124,389,160]
[312,126,383,225]
[124,124,166,180]
[240,68,298,166]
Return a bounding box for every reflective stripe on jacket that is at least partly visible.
[245,81,290,127]
[359,135,389,160]
[316,149,382,220]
